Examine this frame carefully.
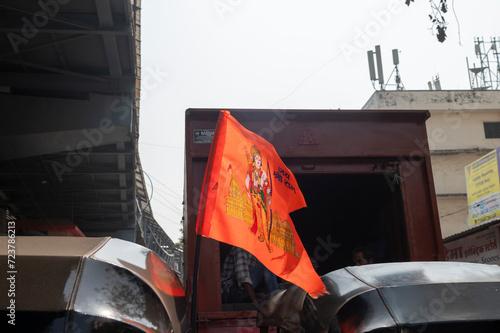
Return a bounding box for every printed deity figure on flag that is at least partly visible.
[196,110,326,298]
[246,145,272,252]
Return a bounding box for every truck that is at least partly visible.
[183,108,445,331]
[1,108,454,332]
[3,108,500,332]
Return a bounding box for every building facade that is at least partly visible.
[363,90,500,238]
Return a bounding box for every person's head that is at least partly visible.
[251,145,262,169]
[352,246,374,266]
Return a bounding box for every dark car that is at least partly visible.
[258,261,500,332]
[1,236,189,333]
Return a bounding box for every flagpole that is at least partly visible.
[190,234,202,331]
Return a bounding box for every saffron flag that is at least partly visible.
[196,110,326,297]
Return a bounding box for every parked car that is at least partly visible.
[0,236,189,333]
[259,261,500,332]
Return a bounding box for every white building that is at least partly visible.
[363,90,500,238]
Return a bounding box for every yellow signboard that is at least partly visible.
[465,148,500,227]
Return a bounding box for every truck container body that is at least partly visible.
[184,108,444,331]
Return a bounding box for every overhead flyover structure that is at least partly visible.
[0,0,179,272]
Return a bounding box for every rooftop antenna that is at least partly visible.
[391,49,405,90]
[434,75,442,90]
[367,45,384,90]
[428,74,441,90]
[367,46,405,91]
[467,37,500,90]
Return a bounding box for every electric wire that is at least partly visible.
[142,169,182,240]
[147,172,182,200]
[143,170,182,214]
[439,201,482,219]
[140,168,181,251]
[153,186,182,200]
[152,190,182,214]
[139,142,184,150]
[439,206,469,218]
[270,5,405,108]
[154,212,181,226]
[152,197,182,215]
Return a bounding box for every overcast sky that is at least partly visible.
[138,0,500,242]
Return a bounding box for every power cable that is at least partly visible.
[152,197,182,215]
[439,201,481,218]
[153,186,182,200]
[270,6,400,108]
[139,142,184,150]
[153,212,181,225]
[152,193,182,214]
[147,172,182,200]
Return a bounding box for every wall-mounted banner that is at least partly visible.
[466,148,500,227]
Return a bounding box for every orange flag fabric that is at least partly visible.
[196,110,326,298]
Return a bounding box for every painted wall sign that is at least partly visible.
[444,226,500,265]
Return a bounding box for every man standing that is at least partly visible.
[221,246,279,304]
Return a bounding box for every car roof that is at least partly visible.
[259,262,500,332]
[316,262,500,332]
